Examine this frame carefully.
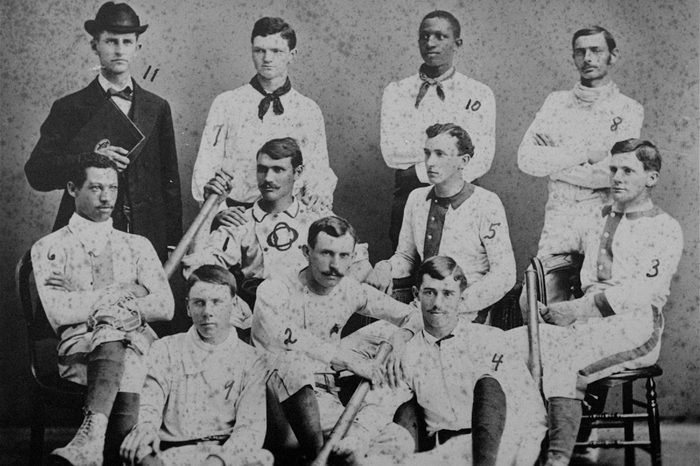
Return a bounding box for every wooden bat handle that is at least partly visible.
[311,341,393,466]
[163,193,222,279]
[525,266,542,390]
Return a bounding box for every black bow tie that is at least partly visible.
[107,87,133,101]
[435,334,454,347]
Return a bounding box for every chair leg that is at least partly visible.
[30,391,46,466]
[646,376,662,466]
[623,381,635,466]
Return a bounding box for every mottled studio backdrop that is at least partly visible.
[1,0,698,423]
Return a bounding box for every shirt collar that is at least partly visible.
[425,183,475,209]
[98,73,133,93]
[418,65,456,83]
[602,203,662,220]
[252,196,301,222]
[67,213,113,256]
[182,325,239,375]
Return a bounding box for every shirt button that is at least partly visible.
[263,247,269,252]
[598,265,604,270]
[610,212,615,217]
[601,249,606,254]
[603,232,609,238]
[427,234,432,239]
[434,199,438,203]
[431,216,435,221]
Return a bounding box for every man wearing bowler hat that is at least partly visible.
[25,2,182,263]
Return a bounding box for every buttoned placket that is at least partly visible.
[434,340,460,429]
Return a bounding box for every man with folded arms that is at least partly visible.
[120,265,271,466]
[32,153,173,465]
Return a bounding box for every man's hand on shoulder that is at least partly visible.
[120,422,160,465]
[214,206,248,229]
[95,145,129,172]
[365,261,393,294]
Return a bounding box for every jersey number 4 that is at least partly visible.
[492,353,504,371]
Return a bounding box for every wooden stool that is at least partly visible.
[577,364,663,466]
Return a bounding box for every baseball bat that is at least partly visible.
[311,341,393,466]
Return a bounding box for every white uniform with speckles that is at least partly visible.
[191,84,337,205]
[510,205,683,400]
[517,82,644,255]
[252,270,422,449]
[137,327,272,466]
[389,185,516,314]
[31,213,174,391]
[381,71,496,183]
[365,320,546,466]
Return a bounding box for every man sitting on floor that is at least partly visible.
[335,256,546,466]
[120,265,271,466]
[252,216,422,463]
[32,153,174,465]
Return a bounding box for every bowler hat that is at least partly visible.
[84,2,148,36]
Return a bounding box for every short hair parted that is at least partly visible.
[186,264,237,298]
[258,137,303,169]
[69,153,119,188]
[415,256,468,292]
[611,138,662,172]
[251,17,297,50]
[572,25,616,52]
[307,216,358,249]
[421,10,461,38]
[425,123,475,156]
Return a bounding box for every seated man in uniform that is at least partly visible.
[335,256,546,466]
[183,137,371,309]
[120,265,271,466]
[252,216,422,462]
[31,153,174,465]
[371,123,515,321]
[512,139,683,466]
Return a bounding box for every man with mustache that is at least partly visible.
[120,265,272,466]
[334,256,546,466]
[31,153,173,465]
[517,26,644,257]
[381,10,495,249]
[512,139,682,466]
[252,216,422,463]
[25,2,182,262]
[192,17,336,229]
[372,123,515,322]
[184,137,371,310]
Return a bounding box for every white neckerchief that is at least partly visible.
[572,81,618,107]
[67,213,114,256]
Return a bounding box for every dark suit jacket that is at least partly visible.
[25,78,183,261]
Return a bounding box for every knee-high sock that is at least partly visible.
[472,377,506,466]
[547,397,583,465]
[281,385,323,460]
[103,392,139,466]
[85,341,127,416]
